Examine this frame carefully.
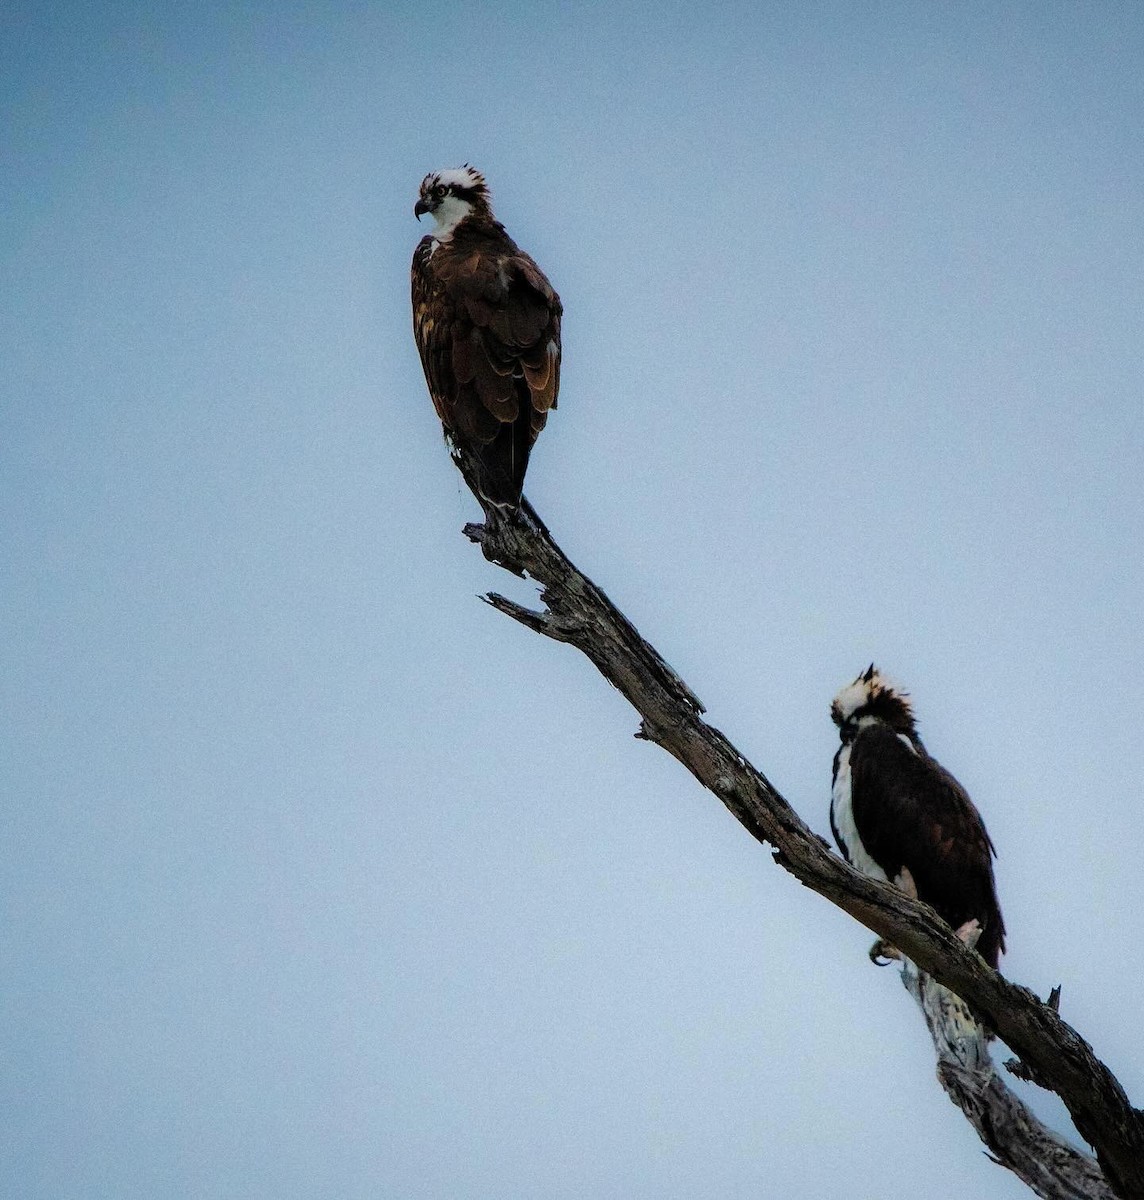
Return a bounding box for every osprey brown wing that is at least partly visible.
[412,231,561,508]
[849,724,1006,966]
[443,247,561,426]
[411,239,465,431]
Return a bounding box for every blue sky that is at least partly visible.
[4,2,1143,1196]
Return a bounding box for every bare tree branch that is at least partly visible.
[450,451,1144,1199]
[901,962,1115,1199]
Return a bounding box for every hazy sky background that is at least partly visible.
[4,2,1143,1197]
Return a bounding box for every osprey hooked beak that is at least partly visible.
[414,197,432,220]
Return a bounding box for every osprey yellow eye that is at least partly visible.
[433,185,447,199]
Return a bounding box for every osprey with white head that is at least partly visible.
[829,665,1006,968]
[411,166,562,511]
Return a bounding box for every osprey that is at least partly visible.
[830,665,1006,968]
[411,166,562,511]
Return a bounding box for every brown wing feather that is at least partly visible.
[411,221,561,506]
[849,724,1006,966]
[411,237,456,428]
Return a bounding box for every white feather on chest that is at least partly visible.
[831,743,890,882]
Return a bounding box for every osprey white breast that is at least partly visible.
[830,743,889,882]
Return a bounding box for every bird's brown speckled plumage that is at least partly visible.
[412,167,562,509]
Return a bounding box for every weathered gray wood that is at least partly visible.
[448,449,1144,1198]
[901,960,1114,1199]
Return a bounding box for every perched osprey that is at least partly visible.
[411,166,562,511]
[830,665,1006,968]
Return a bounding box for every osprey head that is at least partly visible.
[414,165,492,237]
[831,664,917,742]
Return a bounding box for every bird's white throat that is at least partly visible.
[429,194,474,241]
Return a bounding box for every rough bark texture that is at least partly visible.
[901,961,1115,1199]
[451,453,1144,1199]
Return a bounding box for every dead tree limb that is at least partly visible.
[901,961,1115,1199]
[449,450,1144,1198]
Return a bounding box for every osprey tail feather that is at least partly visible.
[469,408,535,510]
